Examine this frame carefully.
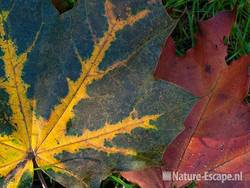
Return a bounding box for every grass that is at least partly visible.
[34,0,250,187]
[101,174,140,188]
[163,0,250,61]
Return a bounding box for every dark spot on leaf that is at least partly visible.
[218,93,228,101]
[205,64,211,74]
[55,138,60,145]
[219,144,224,151]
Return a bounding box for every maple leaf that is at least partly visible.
[122,11,250,188]
[0,0,196,187]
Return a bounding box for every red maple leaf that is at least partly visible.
[122,11,250,188]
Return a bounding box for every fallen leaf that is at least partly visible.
[0,0,196,187]
[122,11,250,188]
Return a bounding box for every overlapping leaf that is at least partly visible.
[122,11,250,188]
[0,0,197,187]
